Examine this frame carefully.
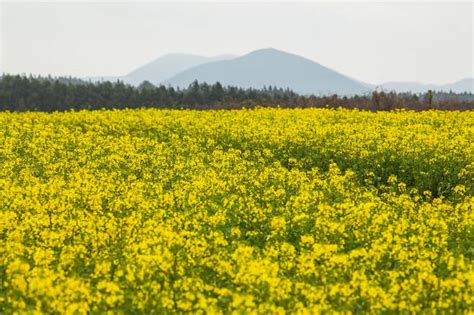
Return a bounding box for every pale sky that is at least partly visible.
[1,1,472,85]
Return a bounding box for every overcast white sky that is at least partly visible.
[1,1,472,84]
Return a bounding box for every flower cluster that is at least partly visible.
[1,108,472,313]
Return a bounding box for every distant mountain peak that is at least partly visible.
[248,47,284,54]
[122,53,236,86]
[163,48,370,95]
[242,47,306,60]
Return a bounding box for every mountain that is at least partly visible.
[82,48,472,95]
[380,78,473,93]
[122,53,235,86]
[163,48,371,95]
[441,78,473,93]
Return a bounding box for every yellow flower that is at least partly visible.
[1,108,472,313]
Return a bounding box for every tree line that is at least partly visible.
[0,74,473,112]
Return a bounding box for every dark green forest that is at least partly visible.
[1,74,473,112]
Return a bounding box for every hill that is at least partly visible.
[82,49,472,95]
[380,78,473,93]
[122,53,235,86]
[163,48,371,95]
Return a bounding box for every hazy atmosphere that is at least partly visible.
[1,1,472,85]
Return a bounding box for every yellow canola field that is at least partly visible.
[1,108,473,313]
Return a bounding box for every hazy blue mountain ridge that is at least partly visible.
[163,48,371,95]
[123,53,235,86]
[82,48,473,95]
[379,78,473,94]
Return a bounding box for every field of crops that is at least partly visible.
[1,108,473,313]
